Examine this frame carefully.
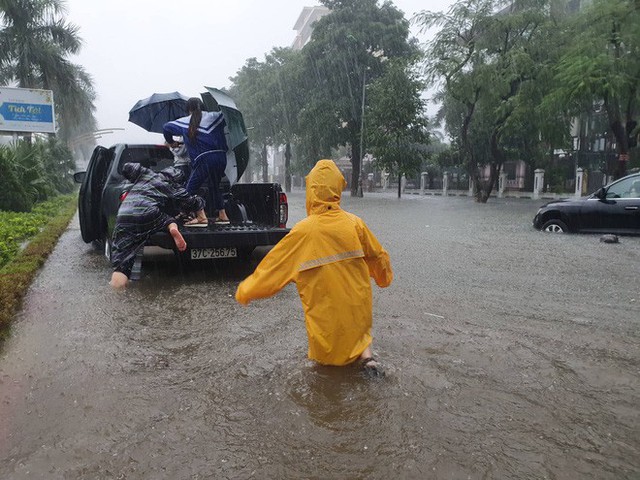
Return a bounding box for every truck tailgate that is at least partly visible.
[147,224,290,250]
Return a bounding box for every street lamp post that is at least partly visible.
[357,66,366,197]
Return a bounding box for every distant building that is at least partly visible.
[292,6,330,50]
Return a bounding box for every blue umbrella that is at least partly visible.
[128,92,189,133]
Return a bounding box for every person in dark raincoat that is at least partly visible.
[109,163,205,288]
[235,160,393,375]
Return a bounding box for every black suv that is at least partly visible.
[533,172,640,234]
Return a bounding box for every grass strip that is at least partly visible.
[0,195,77,340]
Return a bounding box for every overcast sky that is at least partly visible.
[64,0,454,146]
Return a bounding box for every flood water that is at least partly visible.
[1,190,639,479]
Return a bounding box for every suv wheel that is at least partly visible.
[541,219,568,233]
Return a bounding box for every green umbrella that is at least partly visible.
[201,87,249,184]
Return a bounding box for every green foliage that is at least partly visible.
[417,0,566,201]
[0,195,74,269]
[0,194,76,337]
[230,1,424,193]
[365,58,430,196]
[300,0,419,194]
[0,139,75,211]
[552,0,639,111]
[0,146,32,212]
[546,0,640,177]
[230,48,303,181]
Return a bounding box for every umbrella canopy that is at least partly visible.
[128,92,189,133]
[201,86,249,185]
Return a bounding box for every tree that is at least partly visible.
[365,58,430,198]
[416,0,566,202]
[231,48,302,187]
[546,0,640,179]
[230,57,278,182]
[51,63,97,144]
[0,0,97,144]
[300,0,419,196]
[267,48,304,191]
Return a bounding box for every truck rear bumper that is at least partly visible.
[148,224,290,250]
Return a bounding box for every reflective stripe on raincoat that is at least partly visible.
[235,159,393,366]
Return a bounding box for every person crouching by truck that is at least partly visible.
[109,163,205,289]
[235,159,393,376]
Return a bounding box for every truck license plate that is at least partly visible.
[190,247,237,260]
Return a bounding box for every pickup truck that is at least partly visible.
[74,142,290,271]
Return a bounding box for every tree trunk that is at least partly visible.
[605,24,629,180]
[475,123,506,203]
[610,119,629,180]
[350,131,362,197]
[475,163,500,203]
[397,174,402,198]
[476,182,490,203]
[603,95,629,180]
[461,91,479,197]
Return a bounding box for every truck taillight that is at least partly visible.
[279,192,288,228]
[119,191,128,203]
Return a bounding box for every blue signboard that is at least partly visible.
[0,87,56,134]
[0,102,54,123]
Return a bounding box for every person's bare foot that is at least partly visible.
[168,223,187,251]
[183,209,208,226]
[110,271,129,288]
[358,346,384,377]
[359,346,373,361]
[217,209,230,222]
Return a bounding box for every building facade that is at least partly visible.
[292,6,330,50]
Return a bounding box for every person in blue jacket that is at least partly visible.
[163,97,230,225]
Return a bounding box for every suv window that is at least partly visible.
[118,146,174,172]
[606,177,639,199]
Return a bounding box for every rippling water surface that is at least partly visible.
[1,191,639,479]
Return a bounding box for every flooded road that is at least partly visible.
[1,190,639,479]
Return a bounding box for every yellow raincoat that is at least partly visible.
[235,159,393,366]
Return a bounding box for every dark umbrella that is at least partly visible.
[200,86,249,185]
[128,92,189,133]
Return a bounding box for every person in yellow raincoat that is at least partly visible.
[235,159,393,374]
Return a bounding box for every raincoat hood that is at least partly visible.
[122,163,143,183]
[305,159,347,215]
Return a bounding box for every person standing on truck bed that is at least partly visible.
[235,159,393,377]
[163,97,230,225]
[110,163,205,289]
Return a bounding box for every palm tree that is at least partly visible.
[0,0,96,144]
[0,0,81,86]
